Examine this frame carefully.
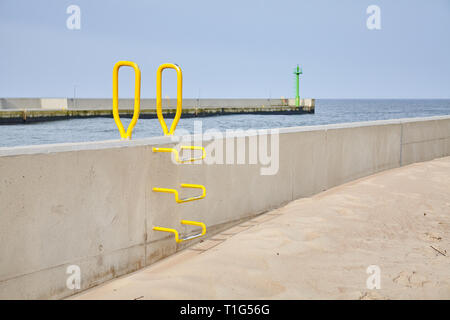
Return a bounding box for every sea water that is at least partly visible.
[1,99,449,148]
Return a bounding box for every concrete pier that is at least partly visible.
[0,115,448,299]
[0,98,315,123]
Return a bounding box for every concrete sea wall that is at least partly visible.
[0,98,315,123]
[0,115,449,299]
[0,98,313,110]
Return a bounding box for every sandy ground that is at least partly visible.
[71,157,450,300]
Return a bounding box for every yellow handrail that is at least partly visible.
[152,146,206,163]
[153,220,206,243]
[156,63,182,135]
[112,61,141,139]
[152,183,206,203]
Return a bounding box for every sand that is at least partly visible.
[71,156,450,300]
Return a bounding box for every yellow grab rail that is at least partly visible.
[156,63,182,135]
[152,146,206,163]
[153,183,206,203]
[112,61,141,139]
[153,220,206,243]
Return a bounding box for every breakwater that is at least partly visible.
[0,98,315,123]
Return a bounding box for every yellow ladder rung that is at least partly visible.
[152,183,206,203]
[153,146,205,163]
[153,220,206,243]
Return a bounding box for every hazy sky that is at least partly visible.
[1,0,449,98]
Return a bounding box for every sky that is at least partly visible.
[0,0,449,99]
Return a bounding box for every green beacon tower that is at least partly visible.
[294,64,303,107]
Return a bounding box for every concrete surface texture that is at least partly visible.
[0,116,449,299]
[71,156,450,300]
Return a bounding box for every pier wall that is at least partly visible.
[0,98,302,110]
[0,98,314,123]
[0,115,449,299]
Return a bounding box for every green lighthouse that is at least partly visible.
[294,65,303,107]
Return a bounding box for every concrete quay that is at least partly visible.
[0,98,315,123]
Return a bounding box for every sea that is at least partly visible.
[1,99,449,148]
